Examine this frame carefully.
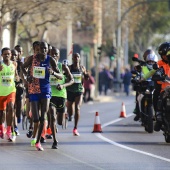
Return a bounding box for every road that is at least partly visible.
[0,93,170,170]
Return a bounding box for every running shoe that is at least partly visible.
[51,141,58,149]
[31,138,36,146]
[6,132,12,141]
[73,128,80,136]
[17,117,21,124]
[14,127,20,136]
[46,128,52,135]
[8,132,16,142]
[46,134,53,139]
[40,137,46,143]
[35,142,44,151]
[26,128,33,138]
[68,115,74,122]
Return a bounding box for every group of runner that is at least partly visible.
[0,41,88,151]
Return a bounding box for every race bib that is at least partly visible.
[73,73,82,83]
[50,75,62,85]
[33,66,45,79]
[1,76,13,86]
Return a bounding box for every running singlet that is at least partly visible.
[0,61,16,96]
[50,62,66,98]
[28,55,51,94]
[66,64,83,93]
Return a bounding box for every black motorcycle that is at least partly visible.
[131,70,154,133]
[152,67,170,142]
[131,57,154,133]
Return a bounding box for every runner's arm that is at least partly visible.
[62,64,74,87]
[13,61,20,82]
[49,56,63,80]
[21,55,33,77]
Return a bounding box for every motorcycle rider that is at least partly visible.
[152,42,170,131]
[133,49,158,121]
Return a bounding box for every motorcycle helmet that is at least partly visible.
[158,42,170,56]
[145,50,158,70]
[166,49,170,65]
[143,49,153,61]
[145,52,158,63]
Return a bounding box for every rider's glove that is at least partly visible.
[153,63,159,70]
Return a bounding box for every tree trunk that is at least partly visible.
[10,21,18,48]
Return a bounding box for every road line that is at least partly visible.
[59,151,104,170]
[95,113,170,163]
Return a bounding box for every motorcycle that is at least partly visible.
[152,67,170,142]
[131,57,154,133]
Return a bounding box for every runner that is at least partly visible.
[49,47,74,149]
[24,41,40,138]
[21,41,62,151]
[14,45,25,136]
[11,49,19,137]
[0,47,19,142]
[66,53,88,136]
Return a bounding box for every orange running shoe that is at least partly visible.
[47,128,52,135]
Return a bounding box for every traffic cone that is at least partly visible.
[92,112,102,133]
[120,102,126,118]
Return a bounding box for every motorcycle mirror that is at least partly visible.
[132,57,139,62]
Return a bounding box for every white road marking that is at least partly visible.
[95,113,170,163]
[59,151,104,170]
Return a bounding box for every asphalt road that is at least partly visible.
[1,93,170,170]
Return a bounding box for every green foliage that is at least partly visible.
[131,1,170,54]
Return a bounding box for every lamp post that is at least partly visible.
[116,0,121,92]
[94,0,102,98]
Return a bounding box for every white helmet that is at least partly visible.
[146,52,158,62]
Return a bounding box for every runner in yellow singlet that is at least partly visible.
[0,47,19,142]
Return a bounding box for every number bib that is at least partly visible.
[73,73,82,83]
[33,66,45,79]
[50,75,62,85]
[1,76,12,86]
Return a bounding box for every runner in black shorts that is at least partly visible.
[49,47,74,149]
[66,53,88,136]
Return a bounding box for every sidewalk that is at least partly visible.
[93,90,136,103]
[90,85,135,103]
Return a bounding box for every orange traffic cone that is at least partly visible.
[92,112,102,133]
[120,102,126,118]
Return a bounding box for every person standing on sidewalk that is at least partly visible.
[123,68,132,96]
[66,53,88,136]
[83,70,95,102]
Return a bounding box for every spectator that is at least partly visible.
[99,66,113,95]
[123,68,132,96]
[83,70,95,102]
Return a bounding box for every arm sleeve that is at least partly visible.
[143,69,156,80]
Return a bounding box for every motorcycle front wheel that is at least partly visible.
[145,106,154,133]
